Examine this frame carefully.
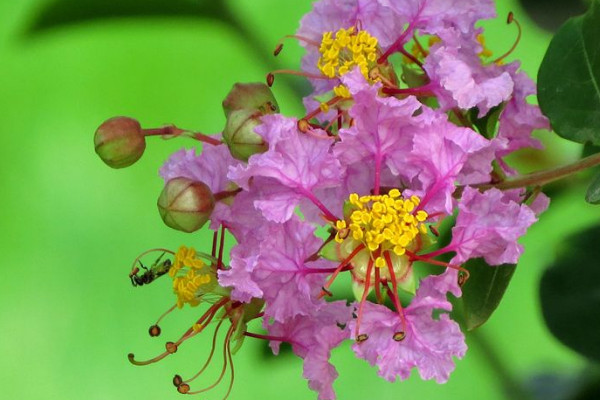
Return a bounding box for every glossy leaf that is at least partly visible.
[26,0,234,32]
[540,225,600,363]
[538,0,600,145]
[461,258,517,331]
[585,172,600,204]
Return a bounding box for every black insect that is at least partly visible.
[129,252,172,287]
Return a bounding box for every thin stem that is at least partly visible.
[381,83,434,97]
[476,152,600,191]
[143,126,221,146]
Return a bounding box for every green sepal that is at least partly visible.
[397,266,416,295]
[319,237,342,262]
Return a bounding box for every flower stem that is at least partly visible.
[477,152,600,191]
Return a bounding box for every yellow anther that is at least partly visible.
[333,84,352,99]
[361,212,372,224]
[336,220,347,230]
[416,210,428,222]
[170,246,213,308]
[375,257,386,268]
[320,102,330,113]
[349,193,359,205]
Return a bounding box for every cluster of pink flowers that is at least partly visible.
[101,1,550,398]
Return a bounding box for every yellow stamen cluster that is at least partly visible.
[318,27,378,80]
[335,190,428,267]
[170,246,212,308]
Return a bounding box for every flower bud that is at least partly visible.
[222,109,267,162]
[94,116,146,168]
[157,177,215,233]
[222,82,279,117]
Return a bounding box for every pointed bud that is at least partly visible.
[222,109,267,162]
[222,82,279,117]
[157,178,215,233]
[94,116,146,168]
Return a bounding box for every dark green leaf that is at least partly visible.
[585,172,600,204]
[538,0,600,145]
[461,258,517,331]
[540,225,600,363]
[467,104,504,139]
[26,0,233,33]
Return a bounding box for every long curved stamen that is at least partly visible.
[320,243,365,297]
[266,70,329,87]
[405,250,470,283]
[183,319,226,384]
[222,334,235,400]
[217,224,226,270]
[274,34,321,56]
[211,230,218,258]
[384,251,406,328]
[354,258,374,340]
[384,283,407,335]
[412,33,427,58]
[492,12,521,64]
[399,47,424,68]
[186,323,236,395]
[302,95,343,122]
[148,304,177,337]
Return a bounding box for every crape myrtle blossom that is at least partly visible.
[349,269,465,383]
[96,1,552,399]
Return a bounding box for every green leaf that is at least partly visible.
[540,225,600,363]
[26,0,234,33]
[467,104,504,139]
[461,258,517,331]
[538,0,600,145]
[585,171,600,204]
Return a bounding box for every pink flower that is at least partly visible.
[496,66,548,158]
[229,115,343,223]
[334,71,422,194]
[266,301,353,400]
[160,143,237,193]
[402,110,492,214]
[381,0,495,36]
[220,217,333,321]
[297,0,405,94]
[350,270,466,382]
[424,30,514,116]
[449,187,538,265]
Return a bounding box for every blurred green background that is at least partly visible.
[1,0,598,399]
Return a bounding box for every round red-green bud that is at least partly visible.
[222,82,279,117]
[94,116,146,168]
[157,177,215,233]
[222,109,268,162]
